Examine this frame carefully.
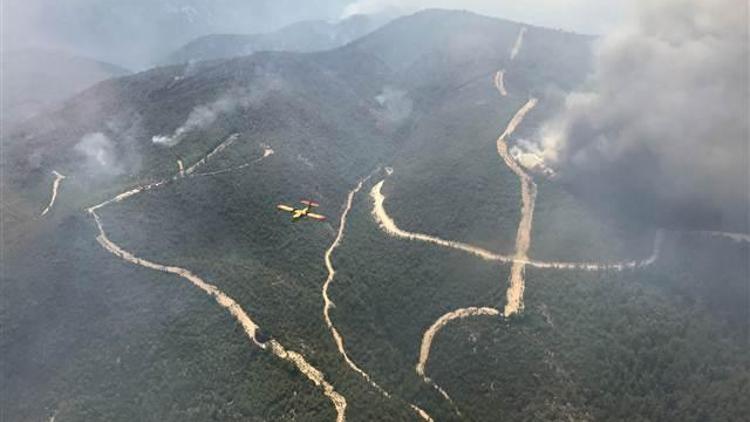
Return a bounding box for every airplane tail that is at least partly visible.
[300,199,319,208]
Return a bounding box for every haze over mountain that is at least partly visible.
[0,49,130,129]
[2,0,349,69]
[2,5,747,422]
[164,14,390,65]
[4,0,627,70]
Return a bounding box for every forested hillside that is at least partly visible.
[2,9,747,422]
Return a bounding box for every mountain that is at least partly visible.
[2,9,747,422]
[5,0,348,69]
[163,14,389,64]
[0,49,130,129]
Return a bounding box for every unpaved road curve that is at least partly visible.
[40,170,66,216]
[370,179,513,263]
[86,146,348,421]
[370,174,662,273]
[494,70,508,96]
[323,172,433,421]
[416,307,500,378]
[525,230,664,271]
[415,307,501,416]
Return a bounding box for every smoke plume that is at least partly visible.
[373,86,413,131]
[152,75,283,147]
[535,0,749,230]
[74,132,125,176]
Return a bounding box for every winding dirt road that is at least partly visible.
[367,24,744,415]
[323,171,433,421]
[40,170,66,216]
[323,176,389,393]
[371,98,541,317]
[524,231,664,271]
[414,306,500,416]
[496,98,538,317]
[370,94,663,403]
[89,206,347,420]
[86,145,349,421]
[371,180,512,263]
[371,174,662,272]
[416,306,500,379]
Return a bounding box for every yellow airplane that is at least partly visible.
[277,200,327,222]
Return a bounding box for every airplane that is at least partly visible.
[277,200,327,222]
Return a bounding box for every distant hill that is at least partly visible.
[4,9,745,422]
[345,9,593,91]
[5,10,591,195]
[164,14,390,64]
[5,0,349,69]
[1,49,130,128]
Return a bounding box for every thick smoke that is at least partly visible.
[152,75,283,147]
[535,0,749,230]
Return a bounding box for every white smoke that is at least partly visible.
[152,74,283,147]
[74,132,124,176]
[151,99,229,147]
[373,86,413,131]
[534,0,749,228]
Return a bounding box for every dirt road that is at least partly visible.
[510,27,527,61]
[86,145,348,421]
[494,70,508,96]
[370,179,512,262]
[495,98,539,316]
[323,172,433,421]
[184,133,239,175]
[40,171,66,216]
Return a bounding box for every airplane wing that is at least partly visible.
[307,213,327,221]
[277,204,296,213]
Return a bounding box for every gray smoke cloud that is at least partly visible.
[535,0,749,230]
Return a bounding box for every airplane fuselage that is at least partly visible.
[277,200,326,222]
[292,206,311,221]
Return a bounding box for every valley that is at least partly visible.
[2,8,748,422]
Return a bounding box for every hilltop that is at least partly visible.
[2,9,747,422]
[163,14,390,64]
